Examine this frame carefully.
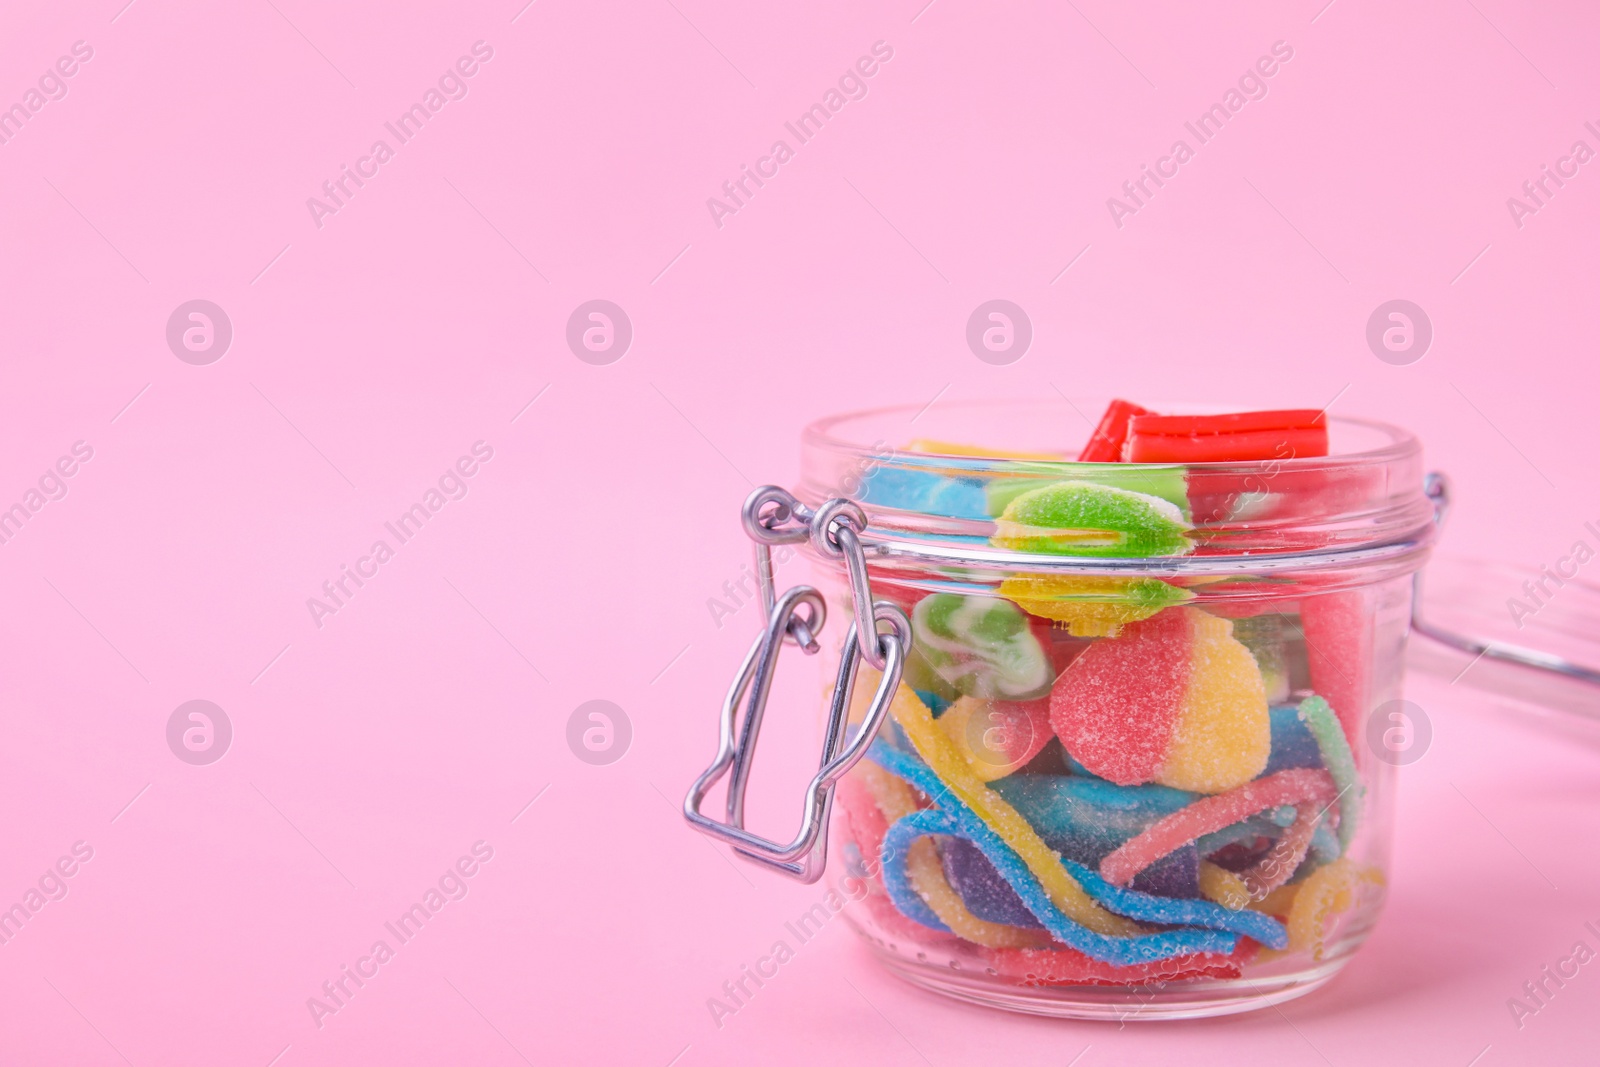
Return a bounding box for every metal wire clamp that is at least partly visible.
[683,485,912,883]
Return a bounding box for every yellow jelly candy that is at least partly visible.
[1198,861,1250,911]
[1286,859,1385,960]
[1157,611,1271,794]
[998,574,1193,637]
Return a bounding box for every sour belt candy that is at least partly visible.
[1295,694,1363,850]
[871,742,1286,960]
[1099,767,1339,887]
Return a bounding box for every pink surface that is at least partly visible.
[1,0,1597,1063]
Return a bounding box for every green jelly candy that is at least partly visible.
[992,480,1193,558]
[909,593,1053,700]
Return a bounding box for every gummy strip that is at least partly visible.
[1099,768,1338,887]
[884,686,1138,937]
[872,743,1284,948]
[872,742,1279,962]
[1197,862,1250,910]
[1297,695,1363,850]
[859,762,1040,947]
[1239,805,1320,900]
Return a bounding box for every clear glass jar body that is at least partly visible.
[802,400,1433,1019]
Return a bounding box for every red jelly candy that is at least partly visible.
[986,943,1249,987]
[1048,609,1191,785]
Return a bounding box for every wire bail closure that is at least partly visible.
[683,485,912,883]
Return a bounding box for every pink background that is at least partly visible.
[2,0,1598,1063]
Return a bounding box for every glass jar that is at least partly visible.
[687,398,1437,1020]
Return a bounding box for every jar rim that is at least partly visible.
[802,398,1419,472]
[797,397,1437,579]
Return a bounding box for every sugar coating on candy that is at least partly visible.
[992,480,1194,558]
[1296,694,1363,850]
[1286,859,1384,960]
[859,465,990,520]
[1100,767,1339,886]
[1264,705,1324,775]
[857,763,1038,945]
[1159,611,1271,793]
[1049,609,1192,785]
[1239,806,1320,900]
[1198,861,1250,910]
[942,837,1044,928]
[1298,591,1371,746]
[885,686,1140,937]
[870,742,1262,962]
[939,695,1053,781]
[909,594,1053,700]
[986,943,1249,987]
[998,574,1193,638]
[889,812,1046,947]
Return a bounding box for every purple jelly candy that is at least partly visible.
[940,837,1042,929]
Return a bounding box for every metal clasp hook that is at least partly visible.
[684,486,912,883]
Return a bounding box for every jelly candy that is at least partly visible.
[859,465,990,520]
[992,481,1193,558]
[871,742,1287,951]
[1198,862,1250,910]
[1285,859,1384,960]
[1298,592,1371,745]
[1123,409,1329,463]
[942,838,1044,928]
[1077,399,1152,462]
[1295,695,1362,850]
[938,695,1053,781]
[1264,704,1324,775]
[882,687,1141,937]
[1160,611,1272,793]
[908,594,1053,700]
[1099,767,1339,886]
[985,944,1249,987]
[998,573,1193,638]
[1049,607,1270,793]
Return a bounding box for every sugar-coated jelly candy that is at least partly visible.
[907,594,1053,701]
[1286,859,1384,960]
[1077,398,1153,462]
[1049,607,1270,792]
[992,481,1193,558]
[859,465,990,520]
[938,695,1053,781]
[998,573,1193,638]
[1299,591,1371,745]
